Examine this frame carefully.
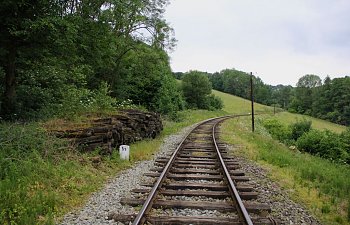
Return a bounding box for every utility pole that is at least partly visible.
[250,72,255,132]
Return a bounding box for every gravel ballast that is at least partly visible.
[223,143,322,225]
[58,125,195,225]
[59,122,322,225]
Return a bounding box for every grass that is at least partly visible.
[211,89,348,224]
[0,109,227,225]
[0,122,132,225]
[212,90,272,114]
[1,87,348,224]
[220,116,350,225]
[262,111,346,133]
[212,89,346,133]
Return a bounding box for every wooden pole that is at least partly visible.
[250,72,255,132]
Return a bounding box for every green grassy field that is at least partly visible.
[264,111,346,133]
[212,89,346,133]
[212,90,272,114]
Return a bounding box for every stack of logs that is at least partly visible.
[52,110,163,154]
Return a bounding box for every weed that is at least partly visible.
[321,203,331,214]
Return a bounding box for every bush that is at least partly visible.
[340,128,350,163]
[262,118,349,164]
[297,130,348,163]
[154,73,185,115]
[261,119,291,143]
[90,82,116,111]
[290,119,312,140]
[205,94,223,110]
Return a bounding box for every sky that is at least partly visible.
[164,0,350,86]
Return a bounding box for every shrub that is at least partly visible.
[261,119,291,143]
[205,94,223,110]
[154,74,185,115]
[290,119,312,140]
[90,82,117,111]
[297,130,348,163]
[57,86,92,119]
[296,130,322,155]
[340,128,350,163]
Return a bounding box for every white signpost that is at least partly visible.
[119,145,130,161]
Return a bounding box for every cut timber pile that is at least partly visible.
[50,109,163,154]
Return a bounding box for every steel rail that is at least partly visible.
[132,116,230,225]
[213,118,254,225]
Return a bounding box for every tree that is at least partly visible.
[289,74,322,114]
[271,85,293,108]
[296,74,322,88]
[0,0,178,120]
[208,72,224,91]
[0,0,62,117]
[115,43,183,114]
[182,71,212,109]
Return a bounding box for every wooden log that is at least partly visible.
[84,142,111,152]
[51,129,94,138]
[92,125,114,133]
[73,135,105,145]
[93,118,112,124]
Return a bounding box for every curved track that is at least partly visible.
[117,116,278,225]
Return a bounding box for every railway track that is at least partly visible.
[111,116,279,224]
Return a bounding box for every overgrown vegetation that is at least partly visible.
[0,123,109,224]
[221,117,350,225]
[0,0,183,120]
[261,118,349,164]
[0,109,227,225]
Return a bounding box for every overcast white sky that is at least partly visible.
[164,0,350,86]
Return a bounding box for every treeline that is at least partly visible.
[174,69,276,106]
[289,75,350,126]
[174,70,350,126]
[0,0,184,120]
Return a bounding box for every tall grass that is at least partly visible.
[220,116,350,225]
[0,109,227,224]
[0,123,131,224]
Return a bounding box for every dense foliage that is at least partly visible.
[0,0,183,120]
[175,69,350,126]
[208,69,273,106]
[261,118,350,164]
[182,71,223,110]
[289,75,350,126]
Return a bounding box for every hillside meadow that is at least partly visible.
[213,89,349,224]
